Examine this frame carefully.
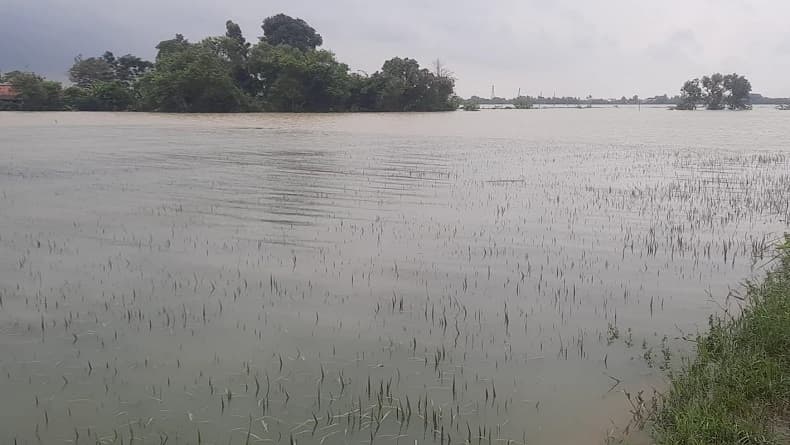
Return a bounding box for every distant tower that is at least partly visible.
[491,84,495,100]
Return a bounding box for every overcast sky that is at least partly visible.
[2,0,789,98]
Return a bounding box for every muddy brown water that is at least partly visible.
[1,108,788,444]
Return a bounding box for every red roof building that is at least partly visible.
[0,83,20,101]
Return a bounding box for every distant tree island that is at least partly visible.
[461,73,788,110]
[0,14,459,113]
[676,73,752,110]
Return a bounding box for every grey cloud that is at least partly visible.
[777,36,790,54]
[645,30,702,64]
[1,0,788,97]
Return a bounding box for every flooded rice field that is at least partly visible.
[0,108,788,445]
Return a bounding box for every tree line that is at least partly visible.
[0,14,459,113]
[677,73,752,110]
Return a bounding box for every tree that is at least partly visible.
[3,18,460,114]
[194,21,253,93]
[702,73,725,110]
[91,81,135,110]
[372,57,424,111]
[261,14,323,51]
[137,43,246,112]
[677,78,702,110]
[432,59,454,79]
[347,72,383,111]
[114,54,153,84]
[367,57,456,112]
[101,51,117,66]
[68,51,150,88]
[723,73,752,110]
[65,50,152,110]
[63,81,134,111]
[3,71,63,110]
[676,73,752,111]
[424,74,456,111]
[155,34,191,60]
[247,41,352,111]
[69,56,116,87]
[63,86,90,110]
[225,20,249,50]
[69,51,152,87]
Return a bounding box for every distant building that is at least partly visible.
[0,83,20,101]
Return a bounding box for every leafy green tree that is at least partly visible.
[225,20,250,51]
[62,81,133,111]
[3,71,63,110]
[368,57,456,111]
[247,42,351,111]
[114,54,154,84]
[137,42,246,112]
[702,73,725,110]
[678,73,752,111]
[93,81,134,110]
[101,51,116,65]
[155,34,191,61]
[677,78,702,110]
[200,36,255,92]
[3,17,458,114]
[73,51,152,85]
[62,86,90,110]
[371,57,425,111]
[261,14,323,51]
[66,51,151,110]
[69,56,116,87]
[346,72,383,111]
[723,73,752,110]
[203,21,253,93]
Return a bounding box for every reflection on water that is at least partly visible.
[0,108,788,444]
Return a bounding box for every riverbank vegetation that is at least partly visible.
[0,14,459,112]
[652,237,790,444]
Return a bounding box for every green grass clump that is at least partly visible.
[653,238,790,445]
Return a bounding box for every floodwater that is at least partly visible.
[0,108,788,445]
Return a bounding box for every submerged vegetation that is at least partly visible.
[0,14,459,112]
[652,238,790,444]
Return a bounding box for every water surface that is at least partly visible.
[1,108,788,444]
